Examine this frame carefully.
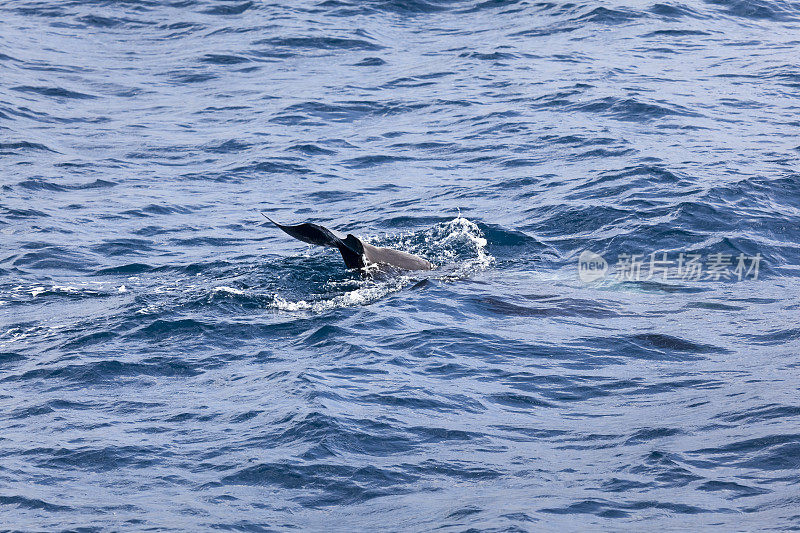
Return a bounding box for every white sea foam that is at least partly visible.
[213,286,245,295]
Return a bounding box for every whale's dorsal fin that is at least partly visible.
[339,234,365,270]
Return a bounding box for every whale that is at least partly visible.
[263,215,432,273]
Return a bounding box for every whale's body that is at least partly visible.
[264,216,432,273]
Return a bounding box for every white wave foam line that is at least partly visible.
[272,275,411,313]
[7,282,114,300]
[213,286,245,295]
[30,286,47,297]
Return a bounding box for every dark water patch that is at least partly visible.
[491,425,569,442]
[502,158,542,168]
[405,459,502,481]
[571,148,637,160]
[6,359,202,384]
[705,0,799,21]
[220,461,418,506]
[630,333,727,354]
[1,206,50,219]
[61,331,118,350]
[94,263,152,275]
[205,25,265,37]
[131,319,212,341]
[286,144,337,155]
[142,203,194,215]
[196,105,250,114]
[269,412,416,455]
[359,391,484,413]
[460,51,517,61]
[571,6,645,24]
[170,259,233,275]
[32,445,162,472]
[0,495,72,512]
[383,71,455,88]
[625,427,684,444]
[75,178,117,189]
[539,134,615,147]
[540,498,714,517]
[741,327,800,345]
[650,3,704,18]
[489,392,556,409]
[159,21,206,36]
[489,176,539,190]
[305,190,361,202]
[575,333,725,363]
[203,1,253,15]
[599,477,654,492]
[12,247,94,272]
[204,139,251,153]
[697,480,770,498]
[473,296,620,319]
[571,97,701,122]
[461,0,526,12]
[375,215,445,228]
[691,434,800,471]
[249,49,295,60]
[274,100,425,124]
[0,141,56,152]
[200,54,251,65]
[342,155,415,168]
[446,505,482,519]
[509,24,580,37]
[14,5,67,17]
[643,29,712,37]
[229,160,312,175]
[171,72,217,84]
[169,236,243,247]
[76,15,151,28]
[624,379,724,398]
[716,404,800,423]
[258,36,383,51]
[12,85,97,99]
[91,239,155,257]
[371,0,451,14]
[523,204,631,238]
[389,141,458,151]
[0,352,25,367]
[18,179,66,191]
[353,57,386,66]
[684,301,745,311]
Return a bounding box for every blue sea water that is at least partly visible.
[1,0,800,530]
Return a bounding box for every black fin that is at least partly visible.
[263,215,341,248]
[264,214,365,270]
[337,234,365,270]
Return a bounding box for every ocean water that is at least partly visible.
[1,0,800,530]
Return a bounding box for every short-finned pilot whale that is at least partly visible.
[263,214,432,273]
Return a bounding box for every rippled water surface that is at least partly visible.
[2,0,800,530]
